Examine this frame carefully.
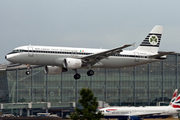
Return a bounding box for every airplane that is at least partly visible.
[5,25,173,80]
[99,89,179,120]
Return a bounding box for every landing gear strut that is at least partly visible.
[26,64,31,75]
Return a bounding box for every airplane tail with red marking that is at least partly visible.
[172,94,180,108]
[170,89,178,106]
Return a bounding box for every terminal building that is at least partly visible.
[0,53,180,117]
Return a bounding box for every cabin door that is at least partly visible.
[28,46,34,57]
[134,52,139,62]
[71,50,78,58]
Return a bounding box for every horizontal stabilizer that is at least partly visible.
[148,52,174,59]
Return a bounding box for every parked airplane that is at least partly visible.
[99,89,179,120]
[5,26,173,79]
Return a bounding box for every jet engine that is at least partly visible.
[63,58,82,69]
[129,116,141,120]
[44,66,65,75]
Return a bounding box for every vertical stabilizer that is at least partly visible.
[170,89,178,106]
[135,26,163,53]
[172,94,180,108]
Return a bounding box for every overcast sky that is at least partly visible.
[1,0,180,63]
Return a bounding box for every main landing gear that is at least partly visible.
[74,69,81,80]
[73,69,94,80]
[87,69,94,76]
[74,73,81,79]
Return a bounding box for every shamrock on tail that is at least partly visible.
[149,35,158,45]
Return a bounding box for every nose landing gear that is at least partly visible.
[26,71,30,75]
[25,64,31,75]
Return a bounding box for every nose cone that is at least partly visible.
[5,55,8,60]
[5,54,11,62]
[5,54,20,63]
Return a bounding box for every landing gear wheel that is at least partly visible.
[87,70,94,76]
[26,71,30,75]
[74,73,81,80]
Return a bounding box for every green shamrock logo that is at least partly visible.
[149,35,158,45]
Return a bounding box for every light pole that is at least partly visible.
[101,85,105,108]
[34,88,36,102]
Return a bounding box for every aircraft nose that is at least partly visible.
[5,54,16,62]
[5,54,10,61]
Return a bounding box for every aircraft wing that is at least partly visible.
[148,52,174,59]
[81,43,135,64]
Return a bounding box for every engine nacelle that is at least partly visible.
[63,58,82,69]
[44,66,63,75]
[129,116,141,120]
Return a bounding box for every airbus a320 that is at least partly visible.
[5,26,173,80]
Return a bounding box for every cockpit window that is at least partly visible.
[13,50,18,53]
[7,49,24,55]
[12,50,22,53]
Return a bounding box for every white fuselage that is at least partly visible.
[6,45,161,68]
[99,106,179,117]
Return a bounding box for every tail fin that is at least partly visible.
[170,89,178,106]
[135,25,163,53]
[172,94,180,108]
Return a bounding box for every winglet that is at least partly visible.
[132,42,136,47]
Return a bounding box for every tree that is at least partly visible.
[70,88,104,120]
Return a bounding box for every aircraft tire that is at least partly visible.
[26,71,30,75]
[87,70,94,76]
[74,73,81,80]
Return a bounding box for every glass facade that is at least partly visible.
[0,54,180,107]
